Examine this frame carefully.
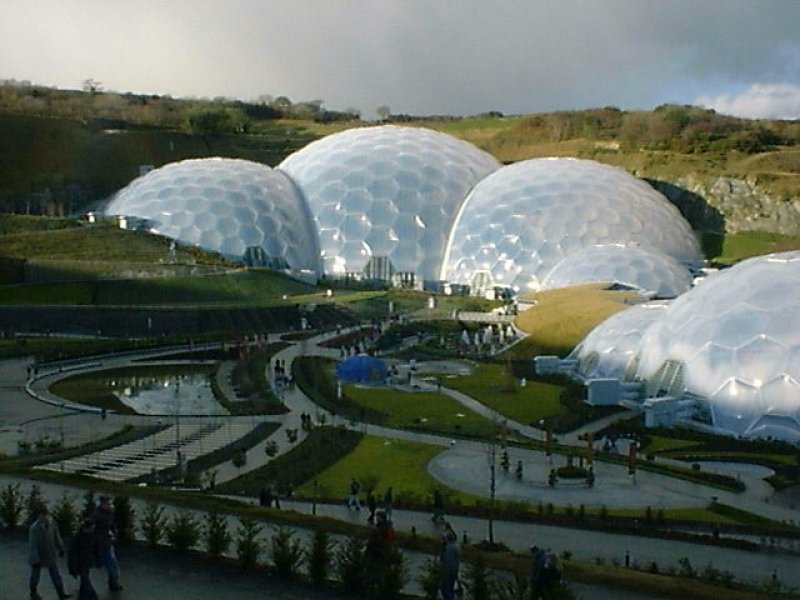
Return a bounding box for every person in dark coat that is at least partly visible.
[28,505,72,600]
[68,518,100,600]
[439,528,461,600]
[366,491,377,524]
[91,496,122,591]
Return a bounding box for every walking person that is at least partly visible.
[529,545,546,599]
[68,518,100,600]
[28,504,72,600]
[383,486,394,521]
[366,491,377,524]
[346,477,361,510]
[91,495,123,591]
[432,488,445,523]
[439,527,461,600]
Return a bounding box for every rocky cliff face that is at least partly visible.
[648,175,800,235]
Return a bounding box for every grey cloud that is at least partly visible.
[0,0,798,117]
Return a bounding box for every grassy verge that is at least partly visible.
[443,363,564,424]
[511,283,642,356]
[344,385,498,438]
[293,433,446,505]
[223,342,289,415]
[292,355,385,422]
[216,426,363,497]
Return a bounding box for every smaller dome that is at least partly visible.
[569,301,669,380]
[104,158,319,273]
[542,244,693,298]
[336,355,388,384]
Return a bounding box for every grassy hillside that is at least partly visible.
[0,113,320,211]
[510,283,643,357]
[2,83,799,216]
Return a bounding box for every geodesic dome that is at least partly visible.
[569,301,669,380]
[279,125,501,281]
[104,158,320,272]
[542,244,693,298]
[636,252,800,440]
[441,158,702,294]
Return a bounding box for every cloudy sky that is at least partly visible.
[1,0,798,119]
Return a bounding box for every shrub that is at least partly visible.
[165,511,200,552]
[264,440,278,457]
[52,492,78,539]
[81,490,95,518]
[464,554,495,600]
[307,528,334,586]
[367,547,405,599]
[236,518,262,569]
[203,510,231,557]
[335,535,365,593]
[495,571,530,600]
[113,495,135,544]
[677,556,695,578]
[417,557,442,600]
[24,484,46,525]
[269,526,304,579]
[139,502,166,548]
[0,483,24,531]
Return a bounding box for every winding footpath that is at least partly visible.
[3,329,800,592]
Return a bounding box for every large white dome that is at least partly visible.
[104,158,320,273]
[542,244,693,298]
[569,301,669,380]
[636,252,800,440]
[441,158,702,293]
[279,125,500,281]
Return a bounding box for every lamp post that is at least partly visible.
[487,424,497,545]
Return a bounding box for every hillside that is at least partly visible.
[0,83,798,236]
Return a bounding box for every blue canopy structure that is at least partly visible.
[336,354,388,384]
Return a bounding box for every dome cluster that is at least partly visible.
[441,158,701,294]
[574,252,800,441]
[104,126,699,295]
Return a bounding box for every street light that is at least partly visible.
[487,422,498,545]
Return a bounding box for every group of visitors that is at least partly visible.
[365,486,394,523]
[28,494,122,600]
[345,477,395,521]
[258,483,281,509]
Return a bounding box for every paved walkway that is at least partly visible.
[3,330,800,594]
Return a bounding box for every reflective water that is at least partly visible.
[111,371,229,416]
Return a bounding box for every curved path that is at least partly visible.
[4,328,800,591]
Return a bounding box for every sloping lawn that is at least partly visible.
[294,434,445,504]
[345,385,498,438]
[445,363,564,425]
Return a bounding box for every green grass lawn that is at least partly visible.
[294,434,445,504]
[344,385,499,438]
[641,435,702,454]
[444,363,565,425]
[0,269,316,306]
[702,230,800,265]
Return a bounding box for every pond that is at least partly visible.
[53,365,229,416]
